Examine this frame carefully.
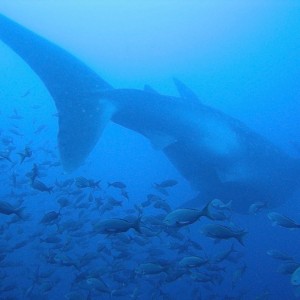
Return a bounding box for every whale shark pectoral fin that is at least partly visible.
[144,131,177,150]
[58,100,116,172]
[0,14,114,171]
[173,78,201,105]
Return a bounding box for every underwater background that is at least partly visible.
[0,1,300,299]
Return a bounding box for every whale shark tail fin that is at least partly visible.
[0,14,113,171]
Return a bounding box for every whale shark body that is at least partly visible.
[0,14,299,212]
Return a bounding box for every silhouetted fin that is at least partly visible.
[144,84,159,94]
[0,14,113,171]
[173,78,201,105]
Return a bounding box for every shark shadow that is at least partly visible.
[0,14,299,212]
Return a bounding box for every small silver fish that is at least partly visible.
[202,224,247,246]
[268,212,300,229]
[0,201,24,219]
[135,262,168,275]
[31,180,53,193]
[107,181,126,189]
[267,249,294,261]
[178,256,208,268]
[164,200,212,227]
[154,179,178,188]
[93,217,141,234]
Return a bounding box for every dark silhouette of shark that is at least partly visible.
[0,14,299,212]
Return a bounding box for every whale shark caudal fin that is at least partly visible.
[0,14,114,171]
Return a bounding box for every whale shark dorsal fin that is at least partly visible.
[173,78,201,105]
[0,13,113,171]
[144,85,159,94]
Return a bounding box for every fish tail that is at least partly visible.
[236,231,247,246]
[48,186,54,194]
[201,199,215,220]
[56,223,63,234]
[55,222,60,232]
[4,154,13,163]
[226,200,233,211]
[95,180,101,188]
[17,153,25,164]
[134,204,143,216]
[16,207,25,220]
[133,216,142,234]
[74,262,81,271]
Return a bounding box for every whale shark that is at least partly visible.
[0,14,299,212]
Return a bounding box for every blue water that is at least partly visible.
[0,1,300,299]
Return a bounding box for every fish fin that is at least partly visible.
[173,77,201,105]
[201,199,216,220]
[144,84,159,94]
[19,155,26,164]
[16,207,25,220]
[48,187,54,194]
[0,14,114,172]
[236,231,247,246]
[133,216,142,234]
[134,204,143,216]
[226,200,233,211]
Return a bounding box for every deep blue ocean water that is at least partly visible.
[0,1,299,299]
